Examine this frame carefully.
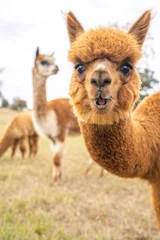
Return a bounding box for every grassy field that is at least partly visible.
[0,109,160,240]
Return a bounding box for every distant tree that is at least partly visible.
[0,80,3,99]
[1,98,9,108]
[0,69,5,102]
[10,97,27,111]
[138,68,159,101]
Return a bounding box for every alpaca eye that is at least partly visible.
[120,63,132,76]
[75,64,86,75]
[41,60,49,66]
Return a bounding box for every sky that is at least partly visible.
[0,0,160,108]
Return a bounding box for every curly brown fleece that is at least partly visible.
[0,111,39,158]
[66,10,160,229]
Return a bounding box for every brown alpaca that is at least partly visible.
[0,111,39,158]
[66,10,160,229]
[32,48,81,182]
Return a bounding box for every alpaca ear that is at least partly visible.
[67,11,84,44]
[128,10,151,47]
[35,47,40,59]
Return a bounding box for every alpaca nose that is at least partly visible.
[55,65,59,71]
[90,71,112,88]
[53,65,59,73]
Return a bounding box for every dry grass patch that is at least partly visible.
[0,109,160,239]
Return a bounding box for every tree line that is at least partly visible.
[0,73,27,111]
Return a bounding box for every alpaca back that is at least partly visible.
[14,112,35,136]
[0,111,36,157]
[33,98,80,139]
[47,98,80,136]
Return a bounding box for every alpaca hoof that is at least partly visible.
[99,173,104,178]
[83,169,89,177]
[53,176,58,183]
[53,173,61,184]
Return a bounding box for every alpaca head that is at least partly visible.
[67,11,151,125]
[34,47,59,77]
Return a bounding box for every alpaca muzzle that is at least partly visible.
[89,68,112,110]
[94,94,111,110]
[53,65,59,74]
[90,70,112,88]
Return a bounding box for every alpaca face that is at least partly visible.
[36,55,59,77]
[69,51,141,125]
[34,48,59,77]
[67,11,151,125]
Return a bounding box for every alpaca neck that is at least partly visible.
[80,118,152,179]
[32,69,48,118]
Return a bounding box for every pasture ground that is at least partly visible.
[0,109,160,240]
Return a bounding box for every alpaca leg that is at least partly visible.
[11,139,19,159]
[32,134,39,156]
[19,137,27,158]
[151,181,160,230]
[99,168,104,178]
[84,158,94,176]
[28,134,39,157]
[51,140,65,183]
[28,136,32,157]
[53,152,62,182]
[84,158,104,177]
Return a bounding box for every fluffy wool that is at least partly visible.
[69,28,141,65]
[66,10,160,229]
[0,111,39,158]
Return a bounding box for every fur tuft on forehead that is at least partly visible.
[68,28,141,64]
[36,54,46,61]
[35,54,55,62]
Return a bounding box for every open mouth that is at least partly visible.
[94,97,109,109]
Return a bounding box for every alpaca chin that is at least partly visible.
[73,104,129,125]
[70,93,130,125]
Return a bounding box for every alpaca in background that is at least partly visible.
[66,10,160,229]
[0,111,39,159]
[32,48,81,183]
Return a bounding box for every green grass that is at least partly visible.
[0,109,160,239]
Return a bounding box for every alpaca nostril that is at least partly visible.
[103,78,111,86]
[90,77,111,87]
[90,79,97,85]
